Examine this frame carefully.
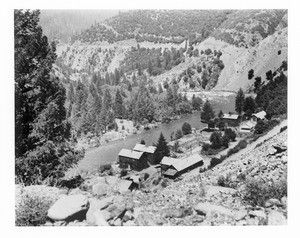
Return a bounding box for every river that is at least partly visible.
[75,93,236,172]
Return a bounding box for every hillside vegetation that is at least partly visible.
[54,9,287,94]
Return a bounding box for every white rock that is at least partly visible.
[194,202,234,217]
[267,210,287,225]
[94,210,109,226]
[47,194,89,221]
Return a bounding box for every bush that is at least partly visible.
[175,129,183,140]
[98,164,112,174]
[241,178,287,207]
[210,131,223,149]
[16,193,53,226]
[201,143,210,152]
[161,179,168,188]
[182,122,192,135]
[237,139,247,149]
[120,169,127,177]
[224,128,237,141]
[280,125,287,133]
[15,142,84,186]
[144,173,150,180]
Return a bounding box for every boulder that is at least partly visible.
[47,194,89,221]
[86,197,114,225]
[93,210,109,226]
[267,210,287,225]
[135,212,157,226]
[234,210,248,221]
[92,183,109,196]
[194,202,234,217]
[249,210,267,219]
[264,198,282,208]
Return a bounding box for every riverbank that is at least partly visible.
[74,112,198,151]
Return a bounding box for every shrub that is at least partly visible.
[209,157,223,168]
[210,131,223,149]
[224,128,237,141]
[98,164,112,174]
[201,143,210,152]
[120,169,127,177]
[237,139,247,149]
[280,125,287,133]
[144,173,150,180]
[172,141,182,153]
[15,142,84,186]
[217,175,226,187]
[182,122,192,135]
[161,179,168,188]
[16,193,53,226]
[241,178,287,207]
[175,129,183,140]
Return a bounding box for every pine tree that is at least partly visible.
[201,100,215,122]
[155,132,170,164]
[235,88,245,115]
[103,89,112,111]
[243,96,256,115]
[114,89,124,118]
[15,10,83,185]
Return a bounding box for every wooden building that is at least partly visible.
[133,144,157,164]
[252,111,267,121]
[118,149,148,171]
[162,154,204,179]
[221,113,240,127]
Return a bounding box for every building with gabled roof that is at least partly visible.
[221,113,240,127]
[133,144,157,164]
[118,148,148,171]
[161,154,204,179]
[252,110,267,121]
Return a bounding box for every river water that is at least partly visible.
[76,93,236,172]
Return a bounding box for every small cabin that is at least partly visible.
[239,121,256,133]
[221,113,240,127]
[162,154,204,179]
[118,149,148,171]
[133,144,157,164]
[252,111,267,121]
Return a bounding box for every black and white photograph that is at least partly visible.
[5,0,297,232]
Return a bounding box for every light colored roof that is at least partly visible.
[133,144,157,154]
[253,111,266,119]
[117,180,133,192]
[222,114,239,120]
[240,121,256,130]
[164,168,178,177]
[161,156,178,166]
[171,153,203,172]
[118,149,144,160]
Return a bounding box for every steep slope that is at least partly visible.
[54,9,287,92]
[196,27,287,92]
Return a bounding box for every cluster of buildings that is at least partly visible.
[118,143,204,179]
[220,110,267,132]
[118,144,157,171]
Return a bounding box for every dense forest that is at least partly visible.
[66,72,202,137]
[72,10,233,44]
[15,10,84,185]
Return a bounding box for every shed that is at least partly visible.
[252,111,267,121]
[118,149,148,171]
[133,144,157,164]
